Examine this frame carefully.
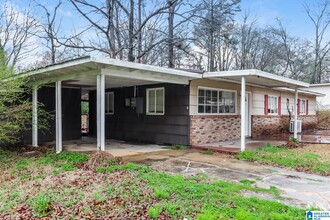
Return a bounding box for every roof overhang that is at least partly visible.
[309,83,330,87]
[273,87,325,97]
[19,56,202,88]
[203,69,309,89]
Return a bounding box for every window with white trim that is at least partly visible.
[198,88,236,114]
[105,92,114,114]
[146,87,165,115]
[268,96,278,114]
[300,99,306,114]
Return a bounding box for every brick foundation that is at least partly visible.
[190,115,240,145]
[190,114,318,145]
[252,115,317,138]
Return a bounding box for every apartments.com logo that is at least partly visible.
[306,211,330,220]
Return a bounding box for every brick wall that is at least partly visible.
[252,115,317,138]
[190,115,240,145]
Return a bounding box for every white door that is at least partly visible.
[245,93,251,137]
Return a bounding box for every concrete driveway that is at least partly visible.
[123,150,330,210]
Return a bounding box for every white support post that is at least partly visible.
[56,81,62,153]
[97,74,106,151]
[32,86,38,147]
[241,76,246,152]
[294,88,298,139]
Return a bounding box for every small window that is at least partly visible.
[105,92,114,115]
[147,87,165,115]
[268,96,278,114]
[300,99,306,114]
[198,88,236,114]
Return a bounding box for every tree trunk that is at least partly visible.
[128,0,135,62]
[168,0,175,68]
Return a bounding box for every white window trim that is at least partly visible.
[300,99,307,115]
[197,86,237,115]
[105,92,114,115]
[146,87,165,115]
[267,95,278,115]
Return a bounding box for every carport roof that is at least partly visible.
[20,56,202,87]
[203,69,310,88]
[19,57,311,89]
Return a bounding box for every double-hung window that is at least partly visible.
[105,92,114,115]
[147,87,165,115]
[198,88,236,114]
[268,96,278,114]
[300,99,306,114]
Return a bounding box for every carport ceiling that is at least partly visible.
[63,75,160,89]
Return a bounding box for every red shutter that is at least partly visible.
[278,96,281,115]
[264,95,268,115]
[297,99,300,115]
[306,100,309,115]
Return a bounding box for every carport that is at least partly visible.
[22,56,201,153]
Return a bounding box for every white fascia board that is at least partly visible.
[17,57,202,83]
[17,57,94,79]
[92,57,202,79]
[203,69,309,88]
[253,69,309,88]
[309,83,330,87]
[274,87,325,97]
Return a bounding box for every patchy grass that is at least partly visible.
[201,149,214,155]
[236,144,330,176]
[163,145,191,150]
[0,147,305,219]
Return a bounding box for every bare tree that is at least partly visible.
[304,0,330,83]
[0,2,37,68]
[35,0,63,64]
[194,0,240,71]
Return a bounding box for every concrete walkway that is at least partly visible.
[125,150,330,210]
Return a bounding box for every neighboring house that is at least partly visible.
[19,57,322,152]
[306,83,330,110]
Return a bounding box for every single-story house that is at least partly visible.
[18,56,323,152]
[306,83,330,110]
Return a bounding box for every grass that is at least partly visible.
[163,144,191,150]
[236,144,330,175]
[0,147,306,219]
[202,149,214,155]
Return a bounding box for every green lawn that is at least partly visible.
[236,144,330,175]
[0,147,305,219]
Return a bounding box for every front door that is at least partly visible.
[245,93,251,137]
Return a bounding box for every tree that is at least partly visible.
[194,0,240,71]
[0,1,37,68]
[304,0,330,83]
[0,50,50,145]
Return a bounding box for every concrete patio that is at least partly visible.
[44,137,169,157]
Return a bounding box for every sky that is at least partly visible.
[239,0,316,39]
[9,0,318,40]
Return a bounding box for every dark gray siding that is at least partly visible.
[22,86,81,145]
[89,83,190,145]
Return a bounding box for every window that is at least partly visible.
[105,92,114,114]
[198,88,236,114]
[147,87,165,115]
[268,96,278,114]
[300,99,306,114]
